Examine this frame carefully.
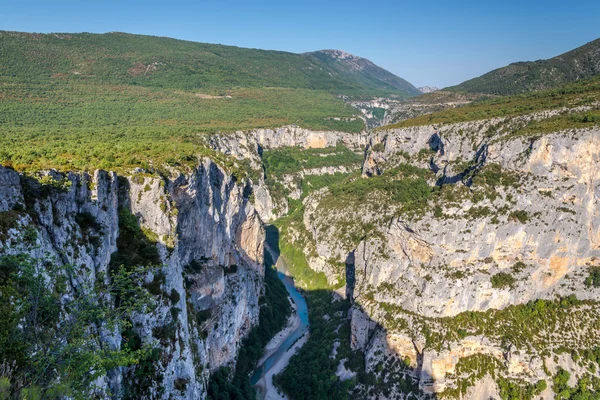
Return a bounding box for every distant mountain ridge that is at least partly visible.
[445,37,600,95]
[0,30,419,98]
[306,49,421,97]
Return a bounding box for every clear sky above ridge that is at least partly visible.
[2,0,599,88]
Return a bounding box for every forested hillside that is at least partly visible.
[0,30,419,172]
[0,31,417,97]
[445,37,600,95]
[385,74,600,131]
[306,49,421,97]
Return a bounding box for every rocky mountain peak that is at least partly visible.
[317,49,360,61]
[418,86,440,93]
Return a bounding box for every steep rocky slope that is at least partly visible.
[356,91,482,129]
[183,111,600,398]
[0,159,265,398]
[206,126,369,221]
[0,125,370,399]
[353,120,600,396]
[2,100,599,399]
[264,111,600,397]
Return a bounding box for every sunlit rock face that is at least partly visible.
[207,122,600,396]
[287,118,600,396]
[0,158,265,399]
[4,115,599,398]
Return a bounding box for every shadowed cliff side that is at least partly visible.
[264,224,433,400]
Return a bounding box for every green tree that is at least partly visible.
[0,254,155,399]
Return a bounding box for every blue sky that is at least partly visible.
[2,0,599,87]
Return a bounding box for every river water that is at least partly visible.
[250,246,309,394]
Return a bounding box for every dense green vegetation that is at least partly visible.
[0,254,154,399]
[510,110,600,138]
[0,30,425,173]
[109,207,161,273]
[552,368,600,399]
[262,145,362,178]
[207,245,291,400]
[445,38,600,95]
[490,272,517,289]
[261,145,363,210]
[442,354,547,399]
[0,31,417,97]
[300,173,355,199]
[0,83,362,173]
[586,266,600,288]
[299,160,527,262]
[312,164,434,249]
[273,213,331,291]
[327,164,431,204]
[378,295,600,353]
[274,291,356,400]
[496,378,548,400]
[384,74,600,130]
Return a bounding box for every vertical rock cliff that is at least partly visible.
[0,158,264,399]
[281,116,600,396]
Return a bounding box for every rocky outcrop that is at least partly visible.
[5,110,596,397]
[206,126,368,222]
[418,87,439,94]
[281,165,356,200]
[313,121,600,318]
[294,111,600,395]
[179,115,599,397]
[349,98,401,129]
[0,166,22,211]
[194,115,600,396]
[249,126,368,150]
[208,126,367,155]
[0,158,265,399]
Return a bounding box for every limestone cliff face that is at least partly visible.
[349,124,600,317]
[200,120,600,396]
[294,112,600,395]
[305,119,600,310]
[5,117,596,397]
[249,125,368,150]
[0,159,264,399]
[209,126,367,158]
[0,124,369,398]
[207,126,368,222]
